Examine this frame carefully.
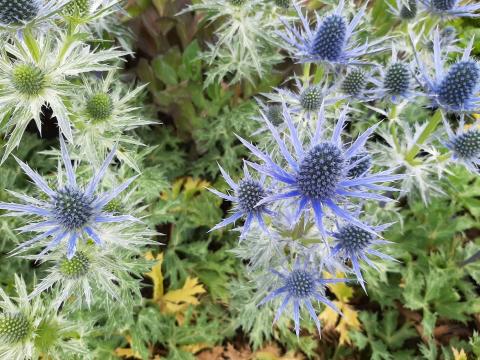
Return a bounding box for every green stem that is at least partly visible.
[404,110,442,163]
[303,63,311,84]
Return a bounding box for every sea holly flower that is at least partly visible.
[331,221,397,291]
[415,30,479,113]
[278,0,386,66]
[258,261,347,336]
[28,224,154,309]
[387,0,419,20]
[0,0,69,31]
[338,68,377,102]
[0,275,88,360]
[419,0,480,18]
[0,137,138,259]
[371,119,446,204]
[238,104,403,236]
[209,163,273,240]
[443,116,480,172]
[0,32,127,162]
[370,49,420,103]
[71,72,153,170]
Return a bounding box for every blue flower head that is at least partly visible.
[331,221,396,292]
[259,260,347,336]
[416,30,480,113]
[443,116,480,172]
[238,103,403,237]
[209,163,273,239]
[278,1,386,66]
[0,137,138,259]
[370,48,420,103]
[420,0,480,18]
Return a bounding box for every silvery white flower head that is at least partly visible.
[372,119,446,204]
[0,31,128,162]
[330,219,397,292]
[180,0,284,85]
[0,274,88,360]
[414,29,480,114]
[0,137,138,259]
[238,104,403,237]
[419,0,480,18]
[370,48,421,104]
[0,0,69,32]
[258,259,348,337]
[71,72,154,171]
[278,1,387,67]
[387,0,419,21]
[209,162,274,240]
[27,225,155,310]
[443,116,480,173]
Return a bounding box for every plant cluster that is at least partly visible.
[1,0,480,359]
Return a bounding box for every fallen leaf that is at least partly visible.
[452,347,468,360]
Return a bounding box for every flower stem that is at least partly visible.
[405,109,442,163]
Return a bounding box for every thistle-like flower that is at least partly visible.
[415,30,479,113]
[258,261,347,336]
[28,224,154,309]
[371,119,446,204]
[70,72,153,170]
[0,0,69,31]
[0,138,138,259]
[331,222,396,291]
[238,104,403,236]
[419,0,480,18]
[387,0,419,21]
[443,117,480,172]
[371,49,420,103]
[0,32,127,162]
[209,163,273,239]
[0,275,88,360]
[278,1,386,66]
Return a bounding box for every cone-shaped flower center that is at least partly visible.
[0,0,39,24]
[60,251,90,278]
[347,152,371,178]
[64,0,91,16]
[432,0,455,11]
[285,270,315,298]
[0,313,30,344]
[300,86,323,111]
[337,224,374,252]
[437,61,480,108]
[53,187,94,230]
[384,63,410,96]
[237,179,266,213]
[86,92,114,122]
[400,0,417,19]
[341,69,366,97]
[311,14,347,61]
[297,143,345,200]
[451,129,480,159]
[12,64,45,96]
